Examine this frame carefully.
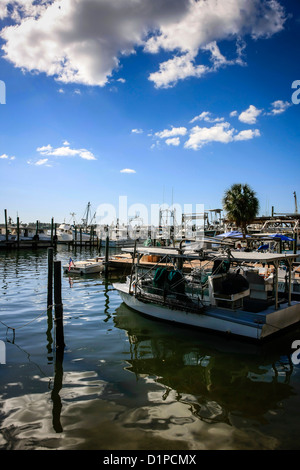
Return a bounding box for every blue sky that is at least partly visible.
[0,0,299,226]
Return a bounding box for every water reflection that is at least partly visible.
[113,304,298,427]
[51,348,64,433]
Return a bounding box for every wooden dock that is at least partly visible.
[0,239,54,250]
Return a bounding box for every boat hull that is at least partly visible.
[113,283,300,341]
[63,260,104,274]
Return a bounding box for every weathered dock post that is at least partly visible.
[80,227,82,247]
[104,236,109,277]
[47,247,54,308]
[4,209,8,242]
[17,216,20,248]
[293,231,297,254]
[53,261,65,350]
[90,226,92,247]
[51,218,54,246]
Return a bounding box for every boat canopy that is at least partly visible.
[226,251,297,264]
[122,246,298,264]
[215,231,251,238]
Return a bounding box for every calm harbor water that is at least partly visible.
[1,245,300,450]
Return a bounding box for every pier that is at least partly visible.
[0,210,99,250]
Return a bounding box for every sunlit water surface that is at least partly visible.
[1,245,300,450]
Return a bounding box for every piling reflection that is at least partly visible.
[51,348,64,433]
[113,304,298,425]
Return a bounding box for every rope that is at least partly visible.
[0,304,54,334]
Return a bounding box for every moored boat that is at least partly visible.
[113,247,300,341]
[63,257,104,274]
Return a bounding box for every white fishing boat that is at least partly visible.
[53,223,91,242]
[113,247,300,341]
[63,257,104,275]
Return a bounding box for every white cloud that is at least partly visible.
[165,137,180,146]
[146,0,285,87]
[230,110,238,117]
[234,129,261,141]
[155,126,187,139]
[190,111,224,124]
[238,105,263,124]
[131,128,143,134]
[184,121,260,150]
[268,99,291,115]
[120,168,136,173]
[184,122,235,150]
[0,0,286,88]
[0,153,15,160]
[35,158,49,166]
[37,143,96,161]
[148,52,209,89]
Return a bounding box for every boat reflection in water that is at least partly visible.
[113,302,299,433]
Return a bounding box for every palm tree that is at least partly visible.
[222,183,259,239]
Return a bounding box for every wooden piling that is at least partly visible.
[53,260,65,349]
[51,218,54,246]
[17,216,20,248]
[47,247,53,308]
[4,209,8,242]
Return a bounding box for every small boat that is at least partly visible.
[113,247,300,341]
[63,257,104,275]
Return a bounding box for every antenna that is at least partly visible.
[294,191,298,214]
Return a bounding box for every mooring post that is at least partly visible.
[4,209,8,242]
[51,218,54,246]
[17,216,20,248]
[53,261,65,350]
[104,236,109,277]
[47,247,54,308]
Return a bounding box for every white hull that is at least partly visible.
[114,283,300,341]
[63,258,104,275]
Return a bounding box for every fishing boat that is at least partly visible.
[113,247,300,341]
[53,223,91,242]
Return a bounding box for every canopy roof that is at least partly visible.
[215,231,251,239]
[122,246,298,264]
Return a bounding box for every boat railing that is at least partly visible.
[135,282,205,314]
